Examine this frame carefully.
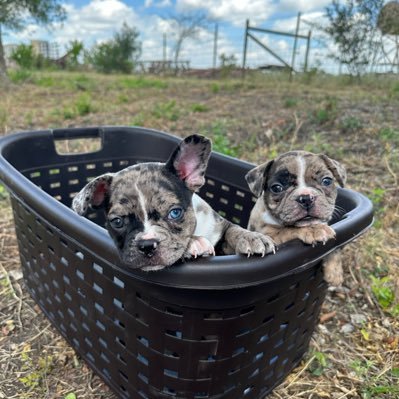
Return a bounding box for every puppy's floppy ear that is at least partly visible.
[245,160,274,197]
[165,134,211,192]
[72,173,114,215]
[319,155,347,187]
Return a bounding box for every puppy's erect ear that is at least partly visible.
[165,134,211,192]
[72,173,114,215]
[245,160,274,198]
[319,155,347,187]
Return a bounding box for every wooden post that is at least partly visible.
[213,23,218,69]
[304,30,311,73]
[290,12,301,81]
[163,33,167,63]
[242,19,249,78]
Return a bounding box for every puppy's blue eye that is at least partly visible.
[168,207,183,220]
[270,183,284,193]
[321,177,333,186]
[110,217,124,229]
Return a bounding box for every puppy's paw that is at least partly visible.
[235,231,276,257]
[298,224,336,246]
[323,251,344,286]
[184,236,215,259]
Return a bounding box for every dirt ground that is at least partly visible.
[0,71,398,399]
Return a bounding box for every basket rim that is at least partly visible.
[0,127,374,290]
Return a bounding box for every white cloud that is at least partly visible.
[176,0,275,27]
[277,0,331,13]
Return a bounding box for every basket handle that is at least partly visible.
[52,127,104,155]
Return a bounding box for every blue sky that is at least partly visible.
[1,0,347,71]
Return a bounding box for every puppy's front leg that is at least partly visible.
[222,224,275,257]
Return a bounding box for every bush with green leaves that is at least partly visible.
[86,23,141,73]
[11,44,35,69]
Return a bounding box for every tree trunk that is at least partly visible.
[0,25,10,85]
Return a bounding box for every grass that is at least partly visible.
[0,69,398,399]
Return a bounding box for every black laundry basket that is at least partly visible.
[0,127,373,399]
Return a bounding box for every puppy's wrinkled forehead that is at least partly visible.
[108,164,191,215]
[270,151,331,182]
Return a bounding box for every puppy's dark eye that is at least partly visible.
[321,177,333,186]
[270,183,284,193]
[168,207,184,220]
[110,217,124,229]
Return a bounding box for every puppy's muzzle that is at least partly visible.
[137,239,159,258]
[296,194,315,210]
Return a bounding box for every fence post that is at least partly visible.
[290,12,301,81]
[242,19,249,78]
[304,30,311,73]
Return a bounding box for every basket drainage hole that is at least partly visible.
[138,372,149,384]
[137,336,149,347]
[269,355,279,365]
[233,347,245,356]
[164,369,178,378]
[243,386,254,396]
[194,393,209,398]
[137,353,149,366]
[258,334,268,343]
[119,370,128,381]
[166,330,182,339]
[164,349,179,359]
[163,387,176,396]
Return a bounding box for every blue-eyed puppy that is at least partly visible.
[72,135,275,271]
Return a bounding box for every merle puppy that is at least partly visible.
[73,135,275,271]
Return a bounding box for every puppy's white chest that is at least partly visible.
[192,194,222,245]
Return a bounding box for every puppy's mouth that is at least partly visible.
[294,215,324,227]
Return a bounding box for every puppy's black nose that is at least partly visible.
[137,239,159,257]
[296,194,315,209]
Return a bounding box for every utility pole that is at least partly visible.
[213,23,218,69]
[163,33,167,63]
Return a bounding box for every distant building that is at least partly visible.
[3,44,18,67]
[31,40,49,58]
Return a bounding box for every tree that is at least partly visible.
[86,23,141,74]
[65,40,84,70]
[168,12,210,65]
[0,0,66,83]
[314,0,384,76]
[10,43,35,69]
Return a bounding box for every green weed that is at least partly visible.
[34,75,56,87]
[340,116,363,132]
[19,344,53,391]
[119,77,168,90]
[190,103,209,113]
[210,83,220,94]
[283,97,298,108]
[312,96,338,125]
[8,69,32,83]
[131,112,146,126]
[378,127,399,145]
[118,93,129,104]
[309,351,328,376]
[152,100,180,121]
[75,94,94,116]
[201,120,239,157]
[370,275,394,308]
[350,359,375,377]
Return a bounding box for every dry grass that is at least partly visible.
[0,70,398,399]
